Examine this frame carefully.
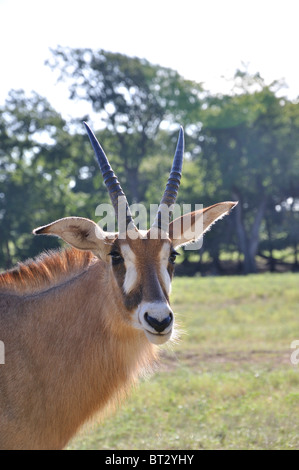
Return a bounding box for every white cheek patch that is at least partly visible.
[137,229,148,239]
[159,243,172,295]
[121,245,138,294]
[124,265,138,294]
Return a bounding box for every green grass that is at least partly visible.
[68,273,299,450]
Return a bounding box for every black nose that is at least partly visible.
[144,312,173,333]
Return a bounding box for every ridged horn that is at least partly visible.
[152,126,184,232]
[84,122,136,232]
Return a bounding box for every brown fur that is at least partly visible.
[0,202,236,450]
[0,247,157,450]
[112,236,173,310]
[0,248,95,295]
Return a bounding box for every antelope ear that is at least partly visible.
[169,202,238,249]
[33,217,115,259]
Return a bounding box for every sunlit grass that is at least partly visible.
[68,273,299,450]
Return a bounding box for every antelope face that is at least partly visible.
[34,122,237,347]
[109,234,177,345]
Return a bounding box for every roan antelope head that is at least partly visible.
[34,124,237,345]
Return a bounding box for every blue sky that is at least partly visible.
[0,0,298,119]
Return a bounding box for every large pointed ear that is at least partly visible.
[169,202,237,249]
[33,217,115,260]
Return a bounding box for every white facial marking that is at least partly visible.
[137,229,148,239]
[121,244,138,294]
[133,301,174,345]
[159,243,172,295]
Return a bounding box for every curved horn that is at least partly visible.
[152,126,184,232]
[84,122,136,232]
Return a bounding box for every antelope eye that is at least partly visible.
[169,250,180,265]
[109,250,124,265]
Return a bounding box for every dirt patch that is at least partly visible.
[158,349,293,372]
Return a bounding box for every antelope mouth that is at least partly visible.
[144,328,173,345]
[135,302,174,345]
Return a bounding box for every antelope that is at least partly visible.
[0,123,237,450]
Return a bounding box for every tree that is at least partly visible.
[47,47,203,202]
[199,71,299,273]
[0,90,85,268]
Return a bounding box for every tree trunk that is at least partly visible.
[125,166,140,203]
[233,192,267,274]
[4,239,13,270]
[210,248,223,274]
[293,242,299,272]
[265,217,276,272]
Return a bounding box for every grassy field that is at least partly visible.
[68,273,299,450]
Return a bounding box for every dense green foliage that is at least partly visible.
[1,50,299,273]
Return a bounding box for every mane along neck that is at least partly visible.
[0,246,158,449]
[0,248,96,295]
